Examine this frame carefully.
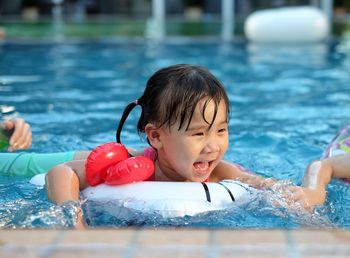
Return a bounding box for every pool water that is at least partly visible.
[1,39,350,229]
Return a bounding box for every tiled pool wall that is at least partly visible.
[0,229,350,258]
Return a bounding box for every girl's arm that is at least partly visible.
[45,160,89,229]
[73,151,91,160]
[214,160,325,208]
[212,160,275,189]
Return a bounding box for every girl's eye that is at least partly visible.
[218,128,227,133]
[193,132,204,136]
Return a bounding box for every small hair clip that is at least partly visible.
[134,99,139,105]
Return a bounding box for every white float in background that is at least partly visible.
[244,7,330,43]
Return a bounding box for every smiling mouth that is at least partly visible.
[193,161,213,175]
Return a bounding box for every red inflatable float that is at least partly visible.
[85,142,154,186]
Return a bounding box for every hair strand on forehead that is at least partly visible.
[201,98,219,130]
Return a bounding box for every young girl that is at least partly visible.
[45,64,330,229]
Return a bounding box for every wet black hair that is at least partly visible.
[116,64,230,144]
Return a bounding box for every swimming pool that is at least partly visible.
[1,39,350,229]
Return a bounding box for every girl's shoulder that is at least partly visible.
[128,146,157,161]
[143,146,157,161]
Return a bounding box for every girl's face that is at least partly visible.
[154,99,229,182]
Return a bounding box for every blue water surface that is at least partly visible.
[0,39,350,229]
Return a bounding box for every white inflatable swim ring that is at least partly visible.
[30,174,257,218]
[244,7,329,43]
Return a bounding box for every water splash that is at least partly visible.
[260,179,335,228]
[18,200,83,229]
[0,177,85,229]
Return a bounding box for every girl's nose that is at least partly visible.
[202,138,220,153]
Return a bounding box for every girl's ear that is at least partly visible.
[145,123,162,149]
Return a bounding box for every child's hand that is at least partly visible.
[75,207,88,230]
[3,118,32,151]
[271,184,326,210]
[292,186,326,208]
[242,175,276,190]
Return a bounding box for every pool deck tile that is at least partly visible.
[0,229,350,258]
[137,228,210,245]
[59,228,134,245]
[0,229,58,245]
[289,230,350,257]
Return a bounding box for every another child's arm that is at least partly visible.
[45,160,88,229]
[319,153,350,179]
[301,153,350,205]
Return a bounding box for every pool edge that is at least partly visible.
[0,228,349,257]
